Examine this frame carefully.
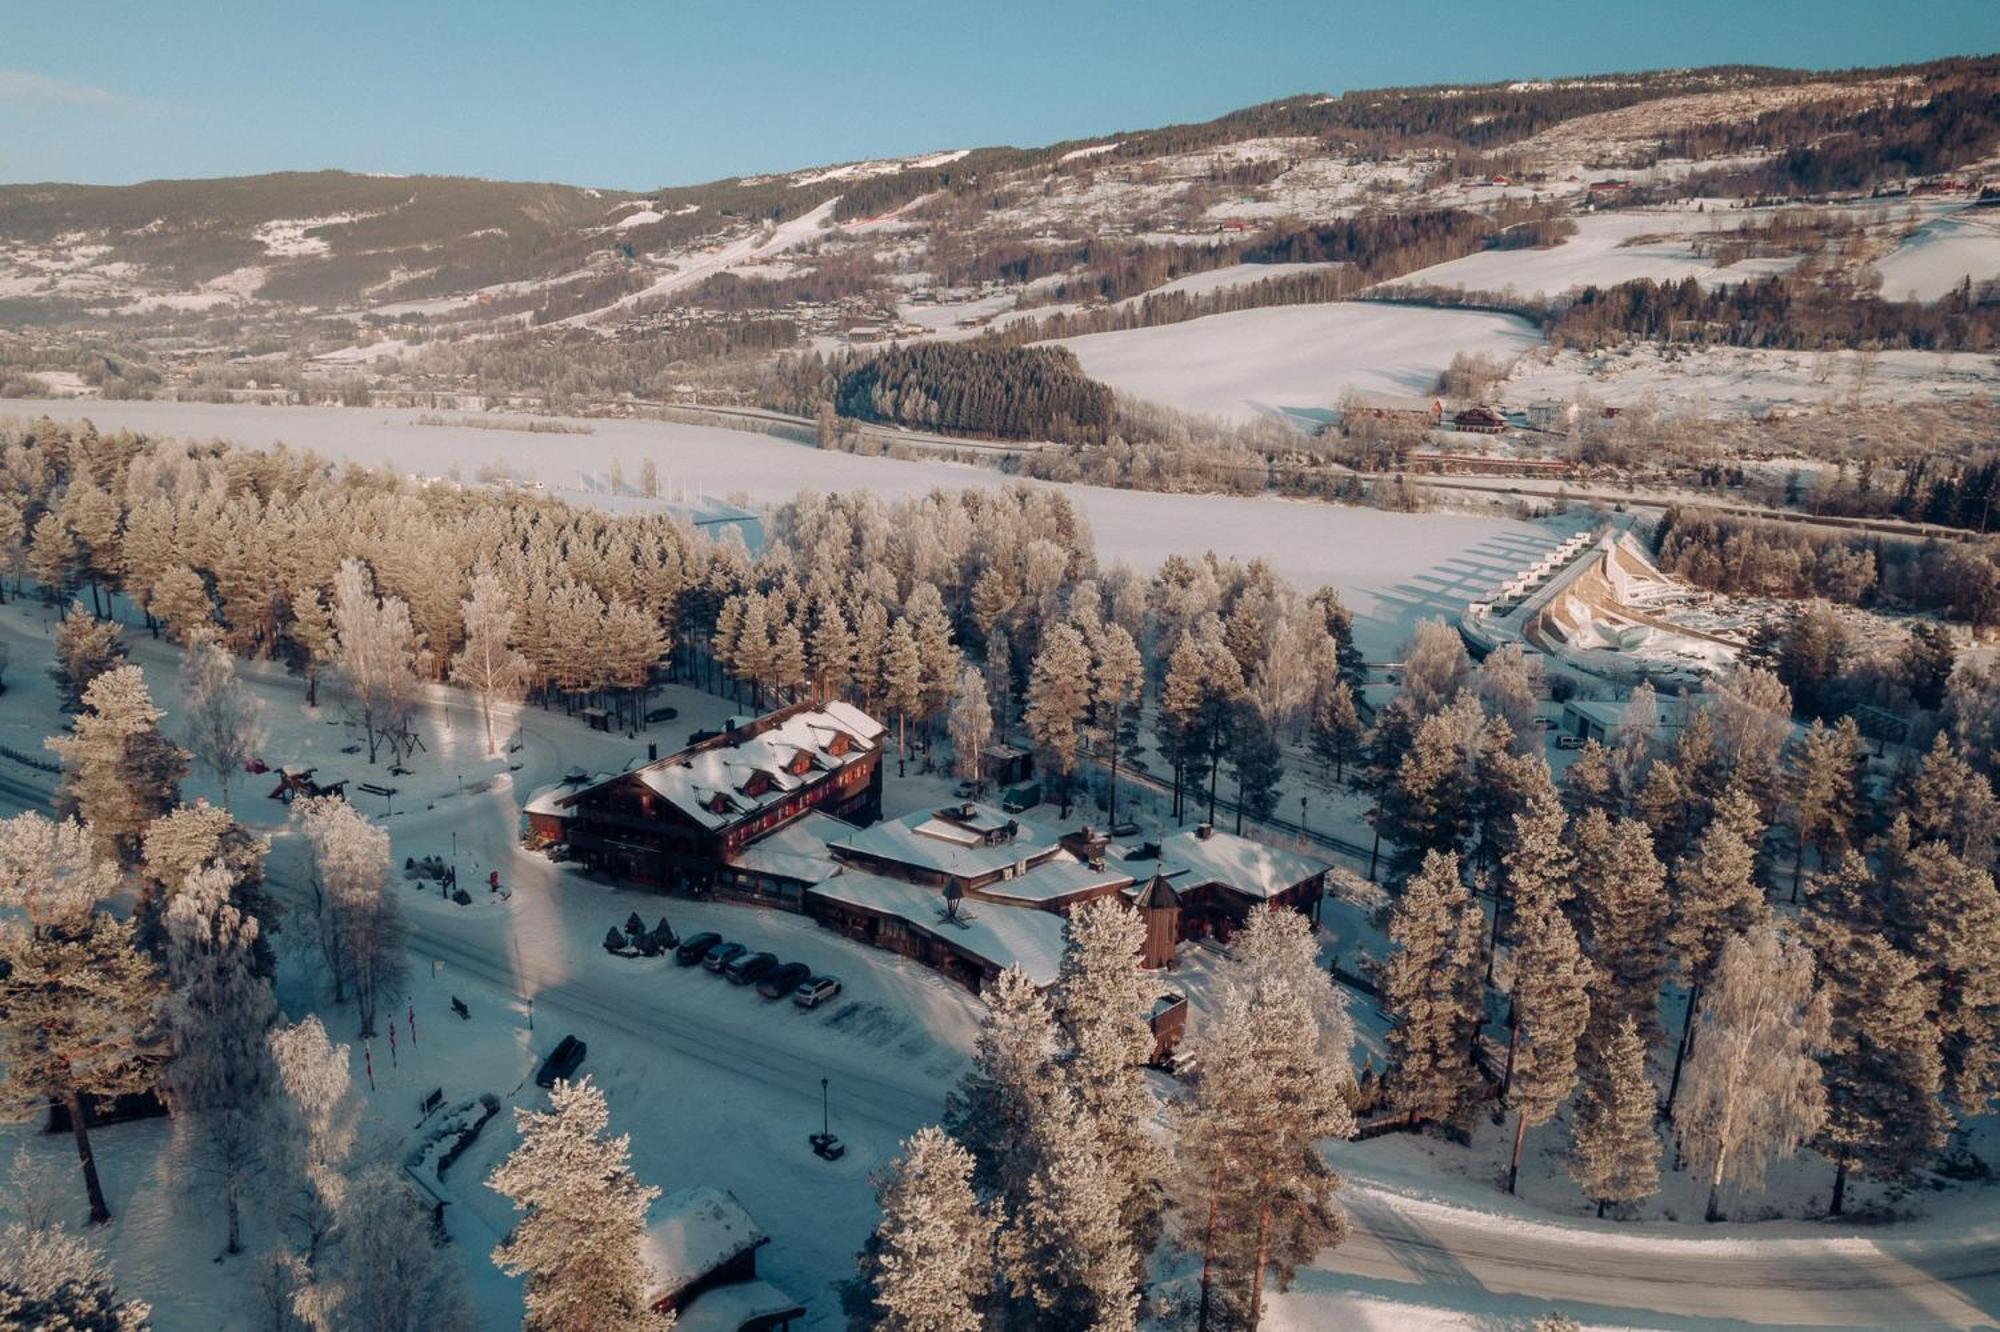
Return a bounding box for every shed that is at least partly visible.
[644,1187,770,1316]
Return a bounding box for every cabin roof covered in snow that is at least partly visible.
[826,802,1060,879]
[725,811,852,884]
[807,871,1070,986]
[642,1186,767,1302]
[974,856,1135,906]
[521,782,574,819]
[1159,827,1329,900]
[672,1279,805,1332]
[561,702,884,830]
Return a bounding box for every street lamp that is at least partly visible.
[447,830,456,899]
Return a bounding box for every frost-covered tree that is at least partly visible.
[268,1015,356,1268]
[1024,622,1093,817]
[292,797,406,1035]
[1382,850,1487,1128]
[1783,720,1860,900]
[161,862,278,1255]
[1571,812,1668,1054]
[1088,621,1143,826]
[999,1080,1139,1332]
[323,1167,477,1332]
[1052,899,1165,1258]
[50,602,124,711]
[1503,892,1593,1194]
[148,564,214,645]
[1881,833,2000,1120]
[883,617,925,764]
[47,665,187,868]
[180,636,265,810]
[330,560,419,766]
[489,1077,670,1332]
[858,1128,995,1332]
[946,666,992,794]
[941,967,1058,1211]
[1173,910,1354,1330]
[1223,699,1284,836]
[1665,785,1770,1119]
[288,586,336,708]
[450,564,528,754]
[1567,1016,1659,1218]
[1676,924,1828,1222]
[0,814,163,1225]
[1310,678,1364,784]
[0,1219,151,1329]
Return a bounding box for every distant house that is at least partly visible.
[1561,696,1690,746]
[1451,404,1508,434]
[1525,399,1575,431]
[644,1187,802,1331]
[1345,391,1443,427]
[555,701,886,891]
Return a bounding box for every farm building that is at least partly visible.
[552,701,886,891]
[1451,403,1508,434]
[1345,390,1444,427]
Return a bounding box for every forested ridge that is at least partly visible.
[834,343,1117,443]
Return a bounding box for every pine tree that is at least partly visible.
[1784,720,1859,901]
[1883,835,2000,1118]
[1052,899,1165,1260]
[1503,892,1593,1194]
[1902,733,1998,868]
[859,1128,995,1332]
[1806,914,1948,1215]
[288,586,335,707]
[883,617,925,767]
[47,665,187,868]
[1223,699,1284,836]
[1310,678,1364,784]
[1383,696,1481,880]
[148,565,214,645]
[0,1219,151,1329]
[999,1079,1139,1332]
[1561,739,1621,817]
[179,636,265,811]
[1089,621,1143,827]
[1173,910,1353,1330]
[141,804,274,975]
[489,1077,670,1332]
[941,967,1058,1212]
[1676,924,1828,1222]
[1024,622,1093,817]
[0,814,164,1225]
[1567,1016,1660,1218]
[1572,813,1668,1054]
[1381,851,1487,1129]
[808,596,854,702]
[451,563,529,754]
[161,862,278,1255]
[50,602,124,711]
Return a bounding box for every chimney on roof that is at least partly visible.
[961,802,976,819]
[1196,822,1213,841]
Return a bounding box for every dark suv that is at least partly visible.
[702,940,747,973]
[725,951,779,985]
[535,1035,587,1088]
[674,932,721,965]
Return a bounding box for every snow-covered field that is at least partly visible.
[1502,342,2000,417]
[1875,207,2000,303]
[0,400,1560,659]
[1380,207,1798,300]
[1049,302,1543,426]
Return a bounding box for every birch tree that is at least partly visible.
[1676,924,1828,1222]
[946,666,992,794]
[450,564,528,754]
[293,797,407,1035]
[180,636,265,810]
[330,560,419,766]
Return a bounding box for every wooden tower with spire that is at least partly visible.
[1137,870,1180,970]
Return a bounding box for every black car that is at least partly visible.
[675,931,721,966]
[645,705,679,724]
[702,940,747,973]
[758,961,813,999]
[535,1034,587,1088]
[724,951,779,985]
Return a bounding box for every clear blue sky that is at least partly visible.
[4,0,1994,189]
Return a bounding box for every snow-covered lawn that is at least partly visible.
[0,400,1567,660]
[1378,208,1800,301]
[1047,303,1543,426]
[1875,206,2000,304]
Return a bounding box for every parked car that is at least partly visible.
[645,705,679,724]
[758,961,813,999]
[794,975,843,1009]
[535,1035,587,1088]
[952,781,977,800]
[1534,716,1559,729]
[1109,821,1141,838]
[725,951,779,985]
[1001,783,1041,813]
[703,940,747,973]
[1556,733,1587,750]
[675,932,721,966]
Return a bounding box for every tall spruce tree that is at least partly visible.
[1567,1016,1660,1218]
[1382,851,1487,1129]
[1504,892,1594,1194]
[858,1128,996,1332]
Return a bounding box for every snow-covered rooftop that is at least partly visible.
[974,856,1135,907]
[1158,827,1330,901]
[642,1186,767,1304]
[826,801,1060,881]
[807,871,1070,987]
[566,702,885,831]
[725,810,853,885]
[672,1279,805,1332]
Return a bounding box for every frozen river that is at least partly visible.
[5,399,1571,658]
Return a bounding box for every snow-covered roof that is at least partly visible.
[521,782,574,820]
[1159,827,1329,901]
[826,802,1060,880]
[564,703,884,831]
[974,856,1134,906]
[642,1186,767,1304]
[807,871,1070,987]
[672,1279,805,1332]
[725,811,851,885]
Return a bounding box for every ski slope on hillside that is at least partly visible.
[1050,302,1542,426]
[572,196,840,323]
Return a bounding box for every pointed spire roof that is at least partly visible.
[1137,871,1180,910]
